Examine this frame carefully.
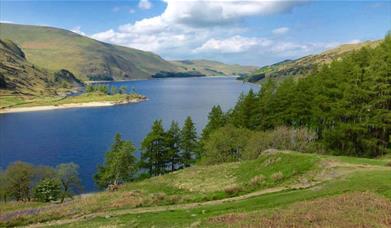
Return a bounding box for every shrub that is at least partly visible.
[203,125,252,164]
[33,178,61,202]
[243,126,317,160]
[224,184,242,196]
[249,175,265,187]
[271,171,284,181]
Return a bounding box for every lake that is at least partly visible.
[0,77,258,191]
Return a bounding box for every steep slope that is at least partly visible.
[243,40,381,82]
[172,59,257,76]
[0,39,82,97]
[0,23,178,81]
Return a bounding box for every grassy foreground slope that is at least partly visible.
[0,23,178,81]
[1,151,390,227]
[243,39,381,82]
[171,60,257,76]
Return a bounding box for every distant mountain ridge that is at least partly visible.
[0,23,179,81]
[0,23,257,83]
[171,59,257,76]
[242,40,381,82]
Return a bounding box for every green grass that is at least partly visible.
[0,92,145,109]
[64,169,391,227]
[1,151,389,227]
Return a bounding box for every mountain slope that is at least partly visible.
[0,39,82,97]
[0,23,178,81]
[172,59,257,76]
[243,40,381,82]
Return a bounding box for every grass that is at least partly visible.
[0,151,390,227]
[63,169,391,227]
[0,92,146,109]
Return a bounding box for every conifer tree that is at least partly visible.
[180,116,198,166]
[166,121,182,171]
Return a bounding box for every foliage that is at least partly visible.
[203,125,252,164]
[56,163,82,202]
[95,133,137,188]
[200,105,226,146]
[140,120,169,176]
[166,121,182,171]
[180,116,199,165]
[203,35,391,158]
[4,161,34,201]
[33,178,61,202]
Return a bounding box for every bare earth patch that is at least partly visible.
[209,192,391,227]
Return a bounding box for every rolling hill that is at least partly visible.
[171,59,257,76]
[0,23,178,81]
[242,40,381,82]
[0,39,82,97]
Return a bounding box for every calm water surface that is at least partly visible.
[0,77,258,191]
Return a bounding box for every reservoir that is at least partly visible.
[0,77,258,191]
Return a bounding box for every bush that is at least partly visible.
[224,184,242,196]
[33,178,61,202]
[271,171,284,181]
[243,126,317,160]
[249,175,265,187]
[203,125,252,164]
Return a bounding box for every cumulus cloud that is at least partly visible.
[71,26,86,36]
[272,27,289,35]
[138,0,152,10]
[91,0,329,65]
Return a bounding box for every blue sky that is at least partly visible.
[1,0,390,66]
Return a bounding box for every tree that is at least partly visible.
[140,120,169,176]
[229,89,258,129]
[119,85,127,94]
[94,133,137,189]
[33,178,61,202]
[166,121,182,171]
[56,163,82,203]
[201,105,226,142]
[0,168,8,202]
[5,161,34,201]
[203,125,252,164]
[180,116,198,166]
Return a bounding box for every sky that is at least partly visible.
[1,0,390,66]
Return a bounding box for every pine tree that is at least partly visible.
[94,133,137,188]
[180,116,198,166]
[140,120,169,176]
[201,105,226,142]
[166,121,182,171]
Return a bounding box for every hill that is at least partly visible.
[0,23,178,81]
[1,151,390,226]
[242,40,381,82]
[172,59,258,76]
[0,39,82,98]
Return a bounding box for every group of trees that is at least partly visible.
[201,34,391,158]
[0,162,81,202]
[94,116,199,189]
[85,84,134,95]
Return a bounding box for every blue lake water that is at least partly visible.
[0,77,258,191]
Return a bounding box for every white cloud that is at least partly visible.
[112,6,121,12]
[347,39,361,44]
[138,0,152,10]
[129,8,136,14]
[91,0,319,65]
[272,27,289,35]
[0,20,14,24]
[71,26,86,36]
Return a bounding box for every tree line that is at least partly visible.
[0,162,81,202]
[85,84,137,95]
[94,116,198,189]
[201,34,391,158]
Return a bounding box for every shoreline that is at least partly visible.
[0,98,146,114]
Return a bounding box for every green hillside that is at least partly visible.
[0,23,178,81]
[172,59,257,76]
[1,151,390,227]
[243,39,381,82]
[0,39,82,98]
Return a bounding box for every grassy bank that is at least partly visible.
[1,151,390,227]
